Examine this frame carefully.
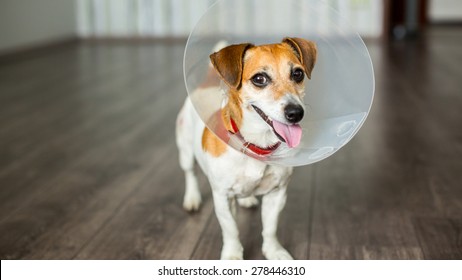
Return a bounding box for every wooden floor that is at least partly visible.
[1,27,461,260]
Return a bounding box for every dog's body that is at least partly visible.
[176,38,317,259]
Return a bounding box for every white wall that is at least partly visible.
[0,0,385,54]
[429,0,462,22]
[0,0,76,54]
[76,0,214,38]
[76,0,383,38]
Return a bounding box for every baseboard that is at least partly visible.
[80,36,188,44]
[429,21,462,27]
[0,36,79,63]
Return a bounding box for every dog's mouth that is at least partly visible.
[251,105,302,148]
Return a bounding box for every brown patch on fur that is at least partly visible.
[202,127,227,157]
[282,37,317,79]
[202,95,241,157]
[206,38,317,146]
[220,88,243,133]
[210,43,254,89]
[242,43,306,100]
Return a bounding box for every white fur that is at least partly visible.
[176,94,294,260]
[175,40,309,259]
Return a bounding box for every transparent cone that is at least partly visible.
[183,0,374,166]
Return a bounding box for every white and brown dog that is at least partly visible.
[176,37,317,259]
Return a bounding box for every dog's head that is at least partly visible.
[210,38,317,149]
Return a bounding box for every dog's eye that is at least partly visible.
[291,68,305,83]
[251,73,270,88]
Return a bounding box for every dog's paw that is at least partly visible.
[263,241,293,260]
[263,248,293,260]
[183,189,202,212]
[220,243,244,260]
[237,196,259,208]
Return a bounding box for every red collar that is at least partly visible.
[229,118,280,156]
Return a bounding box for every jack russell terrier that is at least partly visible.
[176,37,317,259]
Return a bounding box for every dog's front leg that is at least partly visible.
[212,191,243,260]
[261,186,293,260]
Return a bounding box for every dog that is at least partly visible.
[176,37,317,259]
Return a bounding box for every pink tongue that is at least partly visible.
[272,119,302,148]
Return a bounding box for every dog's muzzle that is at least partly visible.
[284,104,304,124]
[251,104,304,148]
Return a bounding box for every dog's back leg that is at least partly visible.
[176,99,201,211]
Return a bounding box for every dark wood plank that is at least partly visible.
[16,124,176,259]
[191,166,315,260]
[15,43,216,260]
[277,166,315,259]
[309,26,462,259]
[0,43,197,259]
[308,75,431,258]
[0,44,181,218]
[72,150,214,259]
[310,245,424,260]
[0,26,462,260]
[413,218,462,259]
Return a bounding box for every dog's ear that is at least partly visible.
[282,37,317,79]
[210,43,254,89]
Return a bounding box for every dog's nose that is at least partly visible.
[284,104,304,123]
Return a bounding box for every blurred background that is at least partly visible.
[2,0,462,52]
[0,0,461,259]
